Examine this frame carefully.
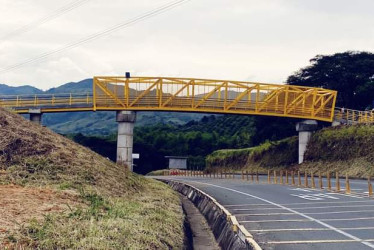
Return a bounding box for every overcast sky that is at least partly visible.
[0,0,373,90]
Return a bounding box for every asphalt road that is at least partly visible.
[155,175,374,250]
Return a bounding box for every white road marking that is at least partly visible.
[326,192,363,199]
[250,227,374,232]
[233,204,374,211]
[180,179,374,249]
[224,199,374,207]
[263,239,374,244]
[289,188,313,192]
[235,209,374,216]
[291,193,340,200]
[235,212,296,216]
[242,219,312,223]
[322,217,374,221]
[304,209,374,215]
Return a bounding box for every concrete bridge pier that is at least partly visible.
[116,111,136,171]
[29,109,42,125]
[296,120,318,164]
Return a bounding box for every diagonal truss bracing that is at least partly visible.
[0,76,339,122]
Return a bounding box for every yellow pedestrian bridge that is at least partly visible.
[0,76,372,123]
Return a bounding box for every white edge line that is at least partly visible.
[181,179,374,249]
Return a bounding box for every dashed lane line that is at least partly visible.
[305,209,374,215]
[178,179,374,249]
[242,217,374,223]
[233,204,374,211]
[249,227,374,232]
[242,219,312,223]
[262,239,374,245]
[235,209,374,216]
[223,199,374,207]
[322,217,374,222]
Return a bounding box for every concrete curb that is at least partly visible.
[158,179,262,250]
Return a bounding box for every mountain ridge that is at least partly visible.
[0,78,206,135]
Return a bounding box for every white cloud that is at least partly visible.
[0,0,373,90]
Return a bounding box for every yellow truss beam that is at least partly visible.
[0,76,341,122]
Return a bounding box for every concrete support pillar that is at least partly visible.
[29,109,42,125]
[296,120,318,164]
[332,120,342,127]
[116,111,136,171]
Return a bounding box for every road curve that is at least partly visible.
[154,176,374,250]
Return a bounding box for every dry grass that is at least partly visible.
[0,108,184,249]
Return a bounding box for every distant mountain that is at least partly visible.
[46,78,93,94]
[0,84,43,95]
[0,79,207,135]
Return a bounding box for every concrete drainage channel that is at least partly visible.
[158,179,262,250]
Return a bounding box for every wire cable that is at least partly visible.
[0,0,191,75]
[1,0,91,40]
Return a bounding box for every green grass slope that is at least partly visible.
[206,124,374,178]
[0,108,184,249]
[206,137,298,172]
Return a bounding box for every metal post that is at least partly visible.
[345,174,351,194]
[280,171,284,185]
[369,176,373,197]
[292,171,295,186]
[286,171,289,185]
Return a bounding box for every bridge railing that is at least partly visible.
[93,76,338,122]
[0,76,340,122]
[334,107,374,124]
[0,93,93,111]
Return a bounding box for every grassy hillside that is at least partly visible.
[0,108,184,249]
[302,125,374,177]
[206,124,374,178]
[206,137,298,172]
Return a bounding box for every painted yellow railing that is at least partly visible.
[334,108,374,124]
[0,76,338,122]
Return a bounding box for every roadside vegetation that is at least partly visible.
[206,137,298,173]
[206,124,374,178]
[0,108,184,249]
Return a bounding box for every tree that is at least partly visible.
[287,51,374,110]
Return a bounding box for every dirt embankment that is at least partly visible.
[206,124,374,177]
[0,108,184,249]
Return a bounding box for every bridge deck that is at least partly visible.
[0,76,343,122]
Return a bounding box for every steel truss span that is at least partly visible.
[0,76,338,122]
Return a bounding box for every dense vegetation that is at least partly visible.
[287,51,374,110]
[70,114,297,174]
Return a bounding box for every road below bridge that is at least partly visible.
[154,176,374,250]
